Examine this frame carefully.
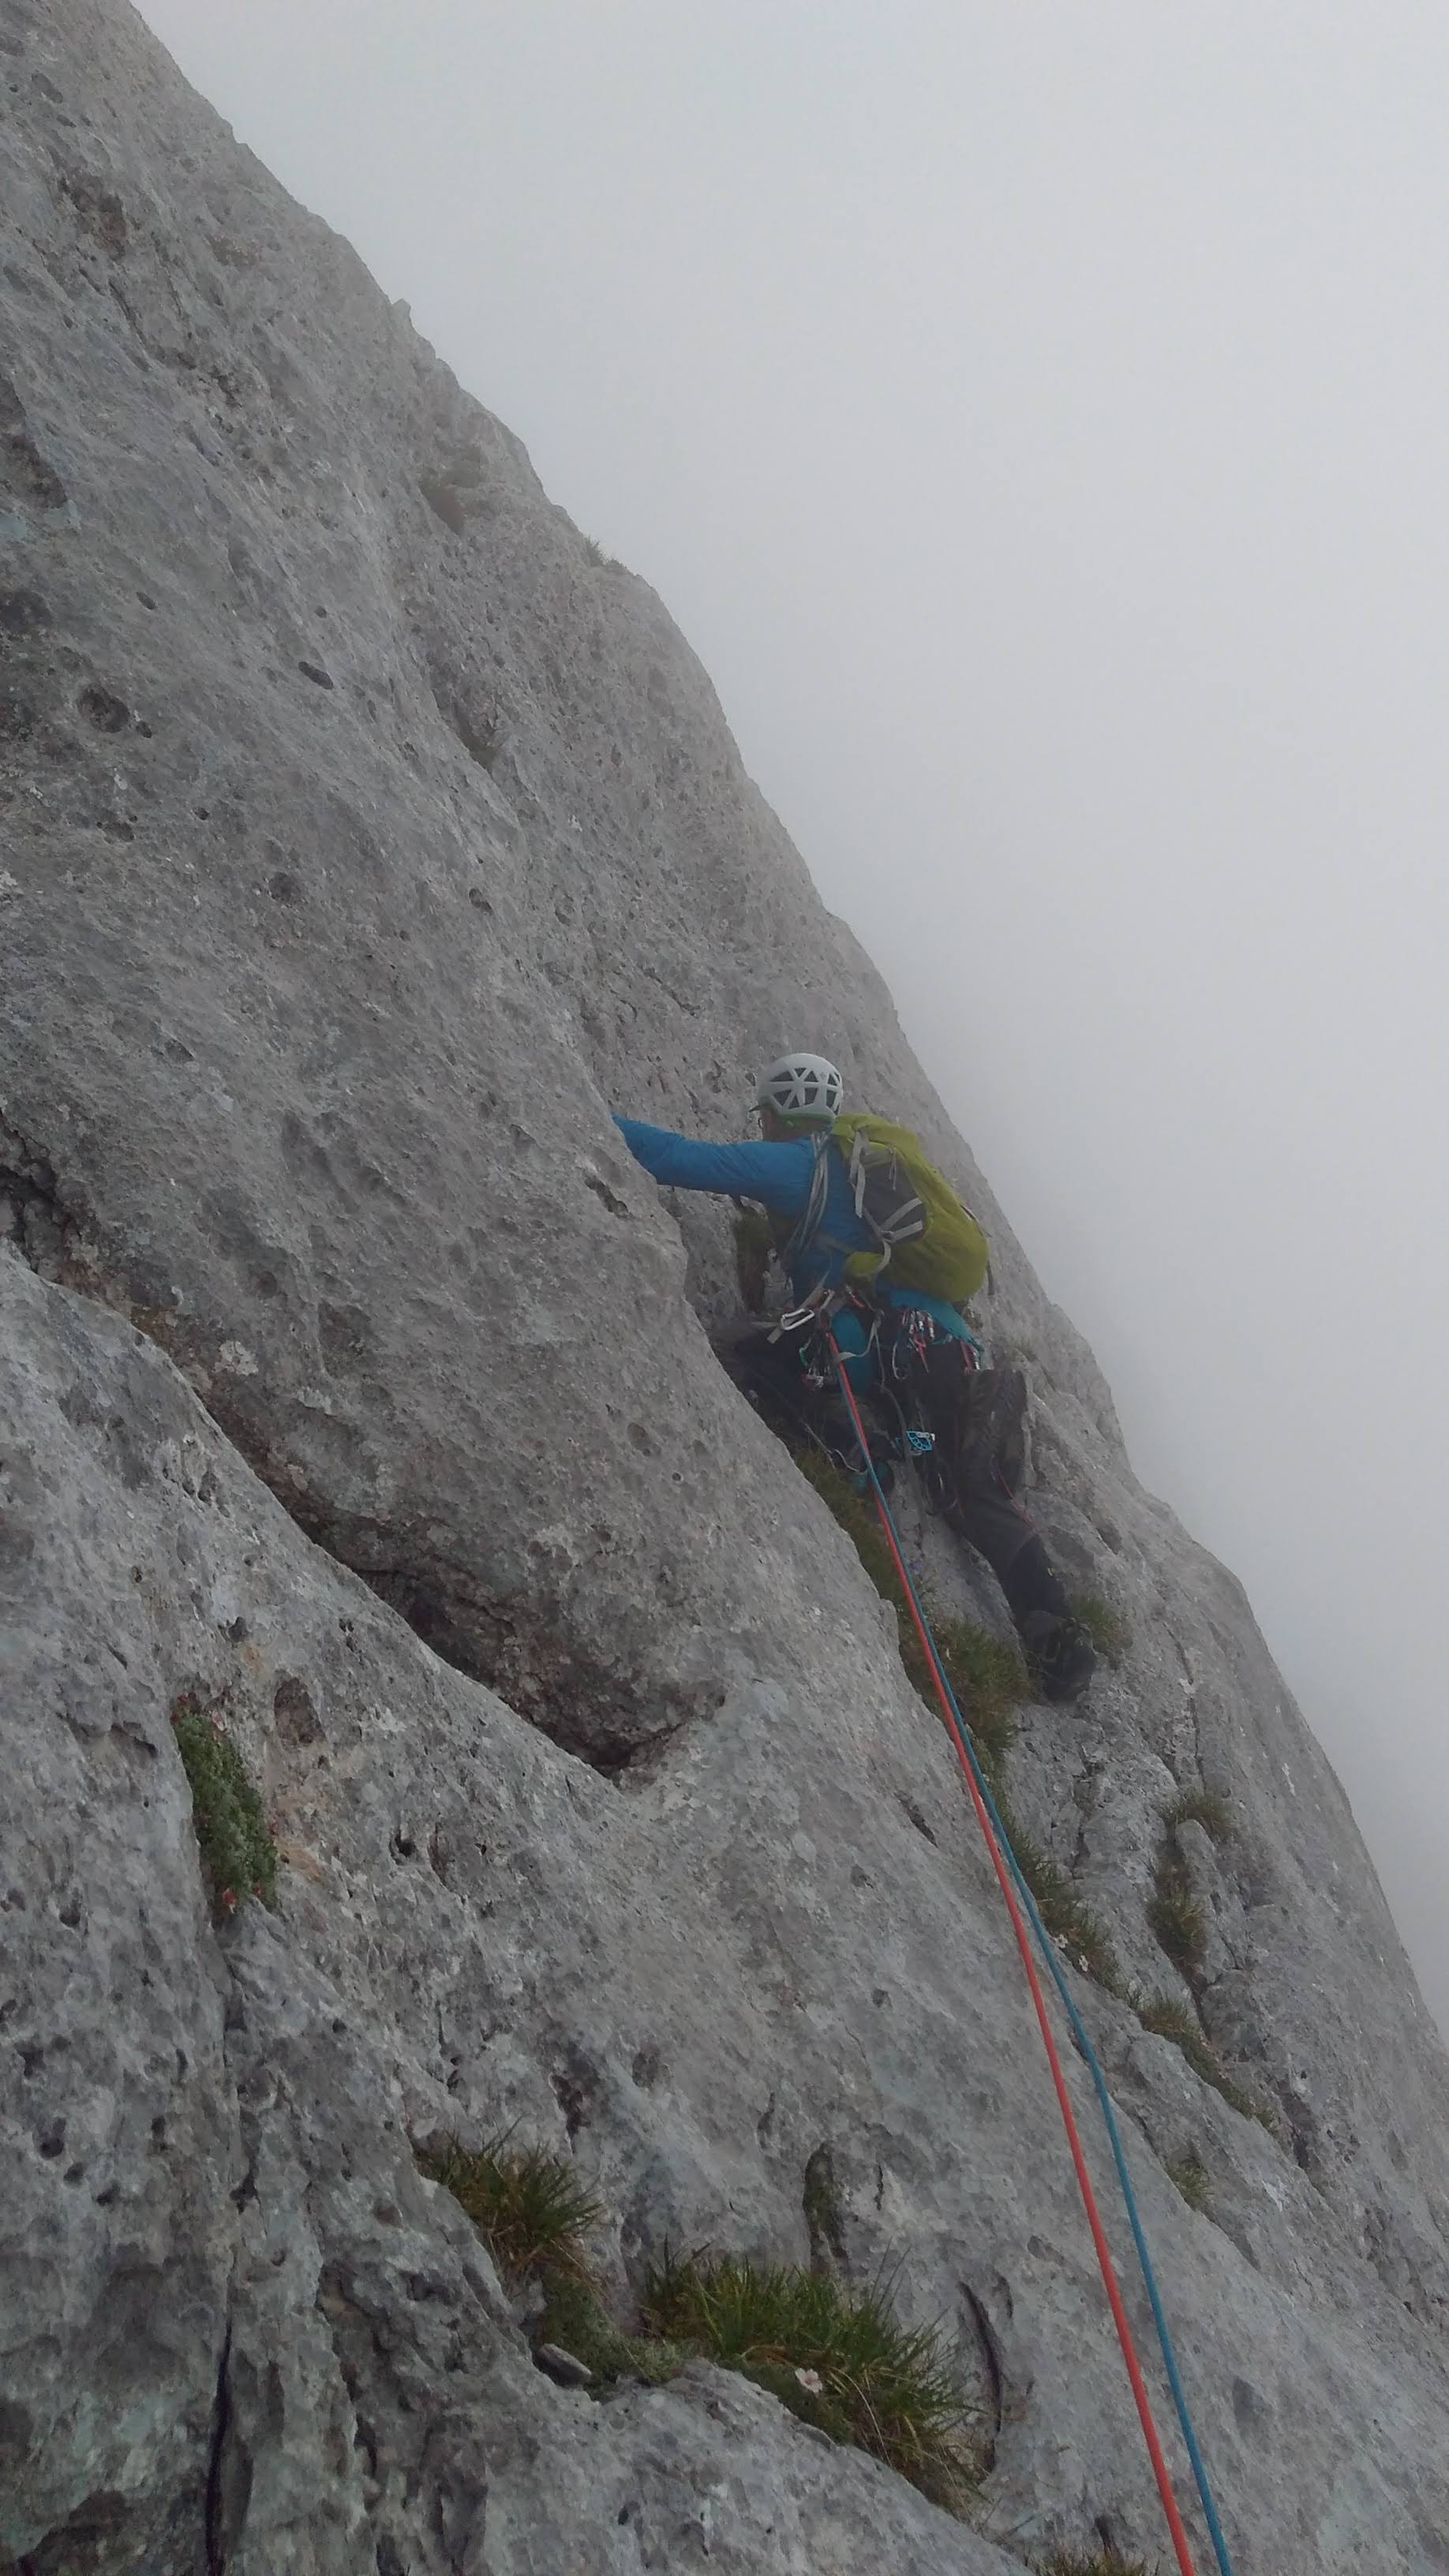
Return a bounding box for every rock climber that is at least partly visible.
[615,1053,1096,1703]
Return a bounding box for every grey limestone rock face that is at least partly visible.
[2,2,1449,2570]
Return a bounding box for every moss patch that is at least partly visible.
[537,2271,688,2388]
[641,2251,980,2511]
[170,1691,278,1922]
[1164,2151,1213,2212]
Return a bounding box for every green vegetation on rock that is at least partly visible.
[417,2133,602,2282]
[796,1444,1121,1986]
[997,1810,1123,1992]
[1164,1788,1233,1842]
[927,1612,1028,1769]
[1149,1792,1234,1979]
[792,1446,1027,1750]
[425,2125,978,2507]
[1148,1849,1208,1980]
[1164,2150,1213,2212]
[170,1691,278,1922]
[1137,1994,1276,2131]
[535,2271,689,2388]
[641,2250,980,2510]
[1068,1591,1131,1667]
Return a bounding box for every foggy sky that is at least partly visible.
[137,0,1449,2035]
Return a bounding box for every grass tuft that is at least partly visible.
[928,1615,1028,1765]
[1164,1788,1233,1843]
[1136,1994,1276,2132]
[641,2251,980,2510]
[1148,1852,1208,1980]
[171,1691,278,1921]
[581,533,611,567]
[418,2133,602,2283]
[1164,2151,1213,2213]
[1136,1992,1219,2080]
[1067,1592,1130,1667]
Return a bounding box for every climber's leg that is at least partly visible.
[914,1349,1097,1704]
[717,1323,897,1489]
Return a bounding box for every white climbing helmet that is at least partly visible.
[756,1052,844,1125]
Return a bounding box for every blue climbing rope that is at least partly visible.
[829,1341,1240,2576]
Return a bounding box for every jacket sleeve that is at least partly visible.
[613,1118,814,1218]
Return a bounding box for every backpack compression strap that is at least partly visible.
[844,1125,927,1253]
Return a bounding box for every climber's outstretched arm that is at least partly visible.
[614,1118,813,1219]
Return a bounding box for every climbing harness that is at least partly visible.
[827,1333,1239,2576]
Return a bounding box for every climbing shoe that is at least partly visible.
[1020,1609,1098,1705]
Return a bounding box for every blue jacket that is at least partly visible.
[614,1117,976,1342]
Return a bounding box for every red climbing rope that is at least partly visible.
[828,1339,1200,2576]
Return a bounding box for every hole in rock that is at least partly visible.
[62,172,128,254]
[440,696,500,770]
[77,683,129,732]
[274,1674,322,1745]
[419,474,468,533]
[962,2282,1005,2456]
[355,1559,687,1780]
[897,1793,938,1845]
[0,586,51,635]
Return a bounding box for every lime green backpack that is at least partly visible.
[829,1113,989,1303]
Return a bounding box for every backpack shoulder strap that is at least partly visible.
[780,1127,837,1271]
